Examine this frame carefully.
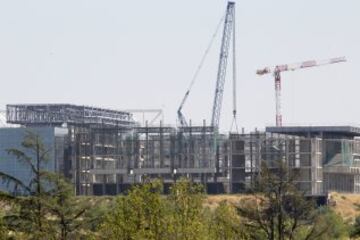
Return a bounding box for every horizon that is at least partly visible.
[0,0,358,131]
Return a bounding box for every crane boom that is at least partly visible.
[256,56,346,127]
[211,1,235,129]
[177,12,225,128]
[177,90,190,127]
[256,56,346,75]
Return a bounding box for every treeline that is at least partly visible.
[0,132,360,239]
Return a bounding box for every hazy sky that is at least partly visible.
[0,0,359,131]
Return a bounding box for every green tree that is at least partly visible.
[237,160,325,240]
[100,180,169,240]
[46,175,87,240]
[351,215,360,239]
[81,196,114,238]
[0,209,7,239]
[209,200,248,240]
[0,131,56,239]
[0,131,93,239]
[167,178,208,240]
[300,207,349,240]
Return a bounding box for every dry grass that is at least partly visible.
[204,193,360,223]
[204,194,256,209]
[2,192,360,222]
[329,192,360,222]
[77,192,360,224]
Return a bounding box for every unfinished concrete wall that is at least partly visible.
[228,134,324,196]
[228,133,263,193]
[71,124,224,195]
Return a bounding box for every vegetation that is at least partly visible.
[100,180,169,240]
[237,161,324,240]
[209,200,248,239]
[0,132,358,239]
[0,131,89,239]
[167,179,207,240]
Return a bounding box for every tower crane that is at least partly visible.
[256,56,346,127]
[177,1,237,132]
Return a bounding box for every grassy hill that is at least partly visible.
[328,192,360,222]
[2,192,360,222]
[204,193,360,223]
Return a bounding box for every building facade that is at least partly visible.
[0,127,67,193]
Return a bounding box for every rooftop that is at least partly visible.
[6,104,136,128]
[266,126,360,138]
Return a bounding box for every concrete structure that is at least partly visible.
[2,104,224,195]
[266,126,360,194]
[266,126,360,139]
[227,132,323,195]
[2,104,360,196]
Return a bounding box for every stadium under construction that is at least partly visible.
[0,103,360,197]
[0,2,354,196]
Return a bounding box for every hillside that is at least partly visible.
[205,193,360,223]
[329,192,360,222]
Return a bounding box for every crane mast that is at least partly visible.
[256,56,346,127]
[211,1,235,129]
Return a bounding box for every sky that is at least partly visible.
[0,0,359,132]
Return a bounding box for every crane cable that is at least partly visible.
[230,5,239,133]
[178,13,226,118]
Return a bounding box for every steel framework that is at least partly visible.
[6,104,136,128]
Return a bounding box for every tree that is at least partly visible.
[237,160,325,240]
[209,200,248,240]
[299,207,349,240]
[351,215,360,239]
[0,209,7,239]
[347,202,360,239]
[82,196,114,237]
[0,131,93,239]
[100,178,212,240]
[46,175,87,240]
[0,131,55,239]
[167,178,208,240]
[100,180,169,240]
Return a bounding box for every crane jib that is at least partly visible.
[256,56,346,127]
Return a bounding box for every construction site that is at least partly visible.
[0,1,357,197]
